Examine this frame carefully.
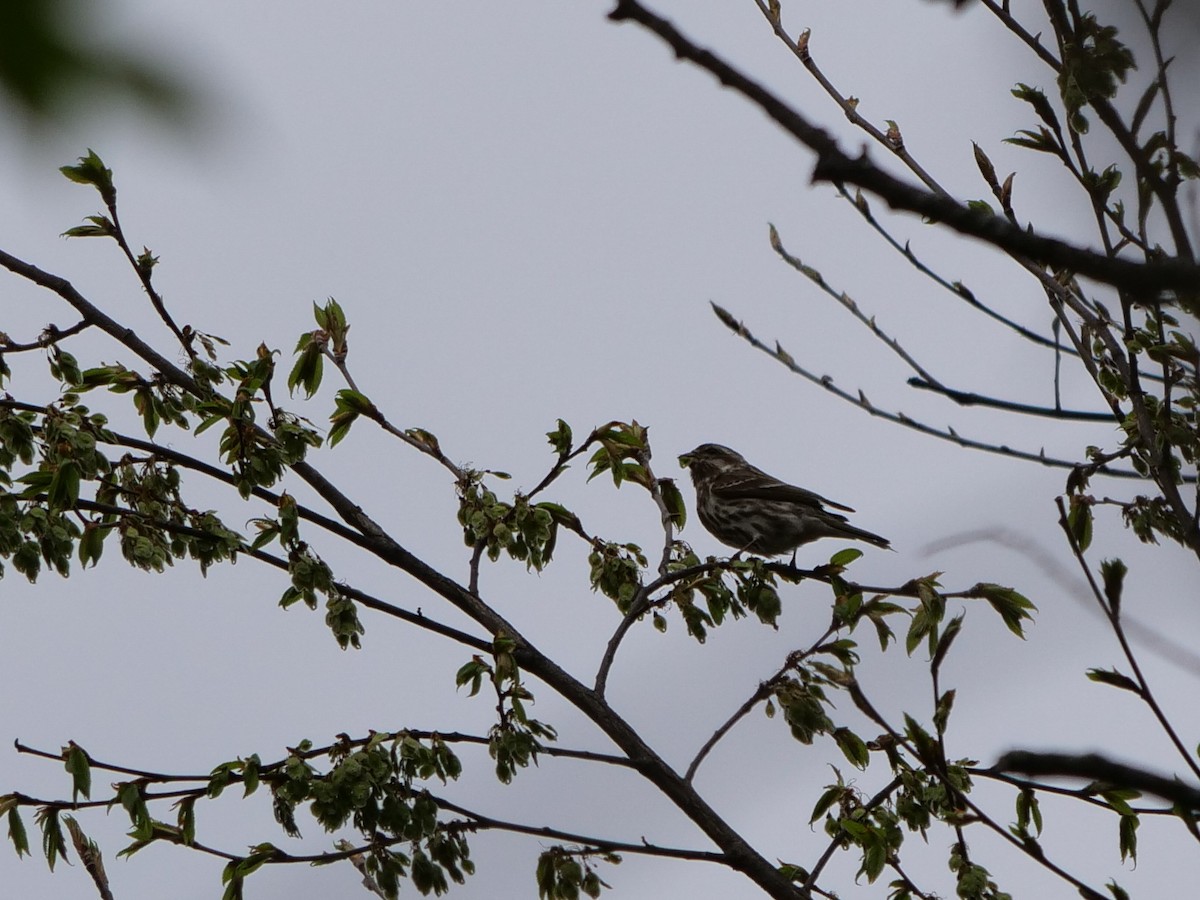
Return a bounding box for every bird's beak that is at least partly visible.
[677,453,693,469]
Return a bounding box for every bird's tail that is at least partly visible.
[837,521,892,550]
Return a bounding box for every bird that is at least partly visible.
[678,443,890,559]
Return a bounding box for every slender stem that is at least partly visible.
[433,794,729,864]
[0,319,92,351]
[685,684,772,784]
[709,302,1177,480]
[105,203,195,359]
[974,765,1200,818]
[1054,498,1200,779]
[906,378,1114,421]
[685,625,837,783]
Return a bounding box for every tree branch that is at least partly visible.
[709,302,1180,480]
[995,751,1200,810]
[607,0,1200,294]
[906,378,1114,421]
[0,319,92,352]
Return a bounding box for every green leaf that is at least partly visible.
[1086,668,1140,695]
[64,743,91,802]
[6,805,30,858]
[175,796,196,845]
[287,340,324,399]
[1101,789,1140,817]
[905,605,931,656]
[933,688,955,734]
[861,840,886,883]
[977,583,1036,637]
[455,657,488,697]
[1011,83,1061,129]
[243,755,261,796]
[36,808,68,871]
[1100,558,1127,615]
[48,460,81,510]
[777,862,810,884]
[62,215,115,238]
[903,714,938,766]
[829,547,862,567]
[1118,812,1139,863]
[546,419,573,456]
[660,478,686,531]
[1016,787,1043,836]
[832,728,869,769]
[931,613,963,677]
[535,501,582,534]
[972,141,999,188]
[60,149,116,206]
[1004,126,1060,156]
[1068,499,1093,551]
[78,522,106,568]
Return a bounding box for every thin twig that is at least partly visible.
[750,0,949,196]
[685,684,773,785]
[973,766,1199,818]
[906,378,1114,421]
[104,202,195,359]
[14,729,636,786]
[709,302,1179,480]
[1054,497,1200,780]
[684,625,836,783]
[432,794,729,864]
[835,184,1087,360]
[0,319,92,352]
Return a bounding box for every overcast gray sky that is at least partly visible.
[2,1,1198,898]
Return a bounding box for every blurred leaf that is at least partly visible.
[4,7,191,128]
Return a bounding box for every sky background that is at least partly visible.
[2,1,1198,897]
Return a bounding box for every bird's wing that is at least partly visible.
[712,474,856,512]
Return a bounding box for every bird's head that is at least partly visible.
[679,443,745,481]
